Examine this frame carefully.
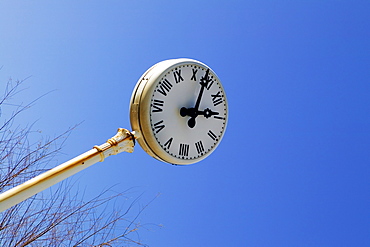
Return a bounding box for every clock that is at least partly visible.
[130,58,228,165]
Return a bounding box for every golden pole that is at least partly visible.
[0,128,137,213]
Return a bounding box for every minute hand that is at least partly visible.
[188,69,210,128]
[194,68,210,111]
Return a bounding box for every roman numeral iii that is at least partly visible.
[195,141,204,154]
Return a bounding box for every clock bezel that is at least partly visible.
[129,58,227,165]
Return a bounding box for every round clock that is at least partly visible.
[130,58,228,165]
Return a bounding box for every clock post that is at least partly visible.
[0,129,138,213]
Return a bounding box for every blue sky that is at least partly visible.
[1,1,369,246]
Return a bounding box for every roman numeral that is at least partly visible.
[205,80,214,90]
[195,140,204,154]
[200,69,214,90]
[157,79,172,96]
[153,120,165,133]
[152,99,164,112]
[191,68,198,81]
[211,91,223,106]
[214,115,225,120]
[207,130,218,141]
[164,137,173,150]
[179,143,189,157]
[173,69,184,83]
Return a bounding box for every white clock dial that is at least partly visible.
[130,58,228,165]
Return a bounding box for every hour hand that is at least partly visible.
[181,107,219,119]
[197,108,219,119]
[180,107,219,128]
[180,107,219,118]
[180,107,196,118]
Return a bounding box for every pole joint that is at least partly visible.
[93,128,136,162]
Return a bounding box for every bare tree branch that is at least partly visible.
[0,78,158,246]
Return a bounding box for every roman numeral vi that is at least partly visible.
[153,120,165,133]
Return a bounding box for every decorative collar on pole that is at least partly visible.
[93,128,136,162]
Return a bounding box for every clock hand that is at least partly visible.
[180,107,197,128]
[185,69,211,128]
[197,108,219,119]
[193,69,209,111]
[180,107,219,120]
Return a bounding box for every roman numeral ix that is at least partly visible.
[174,69,184,83]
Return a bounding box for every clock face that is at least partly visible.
[130,58,228,165]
